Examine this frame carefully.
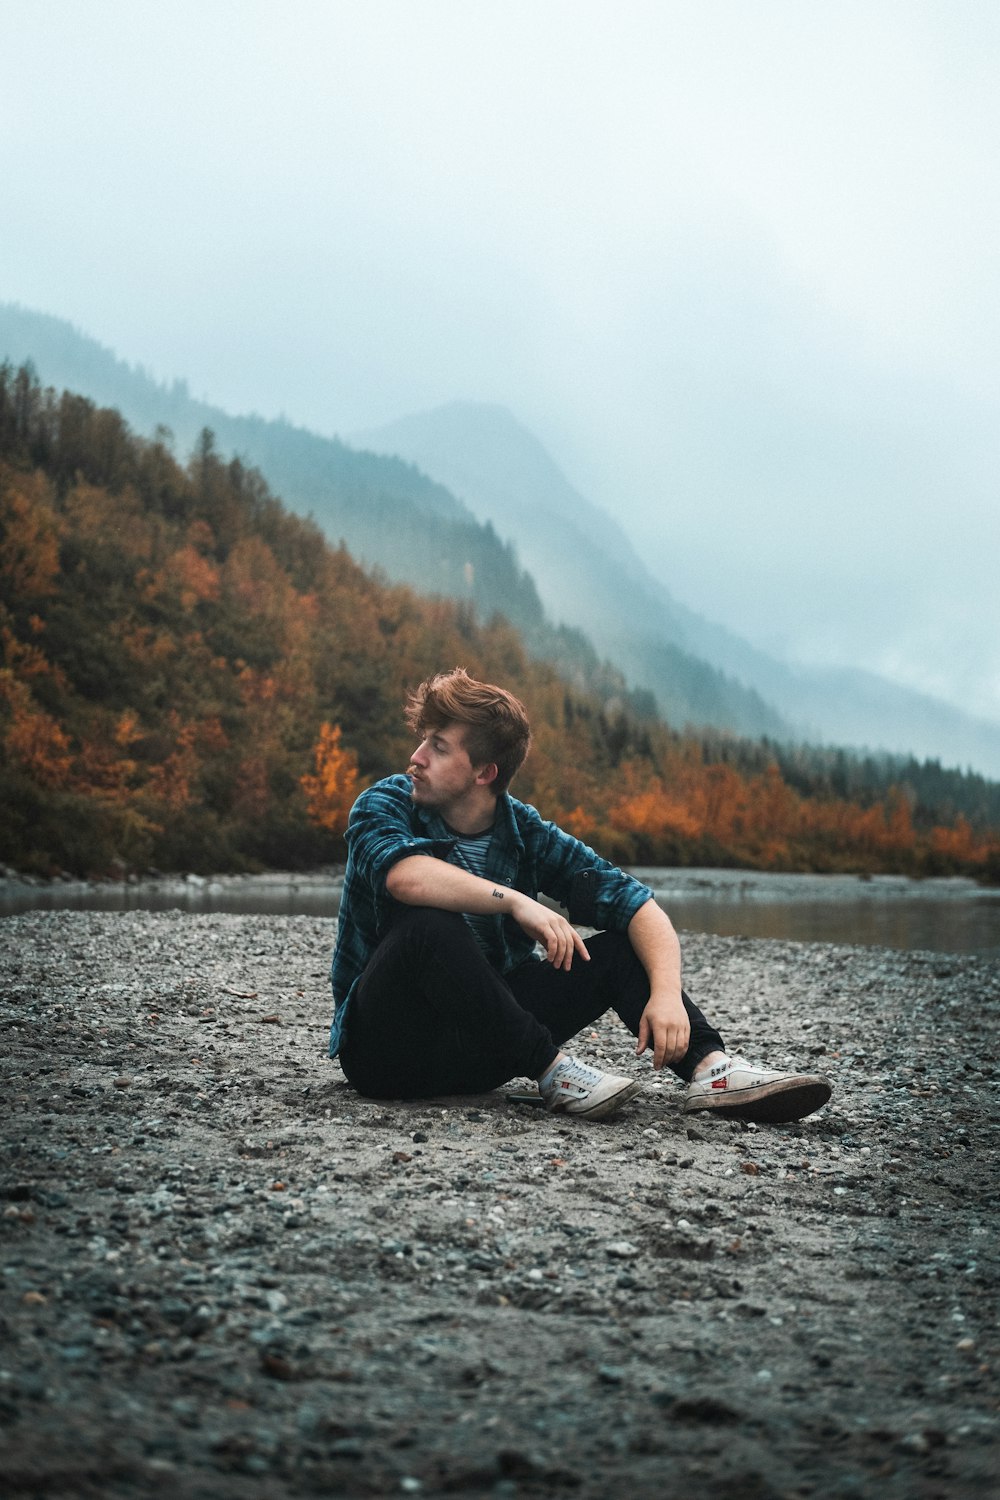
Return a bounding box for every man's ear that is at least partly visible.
[475,762,499,788]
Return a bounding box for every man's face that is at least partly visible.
[407,722,489,813]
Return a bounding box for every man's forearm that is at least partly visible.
[385,854,510,914]
[385,855,590,971]
[630,896,689,1067]
[628,897,683,998]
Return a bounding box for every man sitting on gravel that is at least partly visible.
[329,668,831,1124]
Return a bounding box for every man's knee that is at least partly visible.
[389,905,469,944]
[586,928,644,976]
[379,905,482,965]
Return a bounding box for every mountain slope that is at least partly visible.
[0,302,789,738]
[353,401,1000,778]
[0,305,544,625]
[350,399,788,737]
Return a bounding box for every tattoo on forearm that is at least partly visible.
[491,888,505,902]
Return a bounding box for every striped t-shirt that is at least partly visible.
[445,827,501,960]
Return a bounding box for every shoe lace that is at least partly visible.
[550,1057,603,1091]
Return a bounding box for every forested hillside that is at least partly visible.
[0,303,791,739]
[1,364,997,880]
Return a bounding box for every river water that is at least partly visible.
[2,867,998,958]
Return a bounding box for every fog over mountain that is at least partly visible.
[354,401,1000,778]
[4,293,998,774]
[3,3,999,755]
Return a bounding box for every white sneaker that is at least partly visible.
[684,1054,831,1124]
[539,1057,642,1120]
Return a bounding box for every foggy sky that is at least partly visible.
[2,0,998,727]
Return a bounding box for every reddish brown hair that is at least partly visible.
[405,668,531,794]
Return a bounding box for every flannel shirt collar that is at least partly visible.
[412,790,524,878]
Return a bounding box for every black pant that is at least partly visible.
[339,907,725,1100]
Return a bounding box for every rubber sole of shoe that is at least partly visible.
[549,1077,643,1121]
[684,1076,831,1125]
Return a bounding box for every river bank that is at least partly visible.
[2,866,999,955]
[2,910,998,1497]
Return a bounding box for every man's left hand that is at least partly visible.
[636,991,691,1070]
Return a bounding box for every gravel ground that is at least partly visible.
[1,910,998,1499]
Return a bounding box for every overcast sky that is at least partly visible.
[2,0,998,726]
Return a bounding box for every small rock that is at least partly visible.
[669,1395,742,1424]
[329,1437,364,1458]
[260,1350,296,1381]
[605,1240,640,1260]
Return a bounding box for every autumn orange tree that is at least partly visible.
[301,723,360,838]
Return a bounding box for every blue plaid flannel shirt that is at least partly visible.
[328,773,653,1056]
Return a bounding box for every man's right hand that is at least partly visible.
[508,893,590,971]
